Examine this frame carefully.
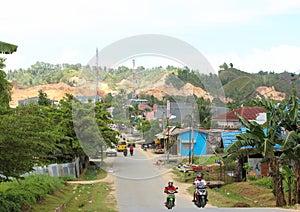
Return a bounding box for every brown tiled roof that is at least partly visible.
[212,106,266,121]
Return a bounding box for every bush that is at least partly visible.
[253,177,273,189]
[0,174,64,211]
[0,193,21,212]
[59,175,77,182]
[248,176,257,181]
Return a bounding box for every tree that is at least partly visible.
[51,94,85,162]
[278,95,300,204]
[137,119,151,139]
[219,62,229,71]
[72,100,117,157]
[38,89,52,106]
[196,97,212,128]
[128,103,143,124]
[0,41,18,54]
[0,58,13,109]
[0,106,58,181]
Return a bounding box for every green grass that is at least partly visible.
[31,186,74,211]
[31,165,116,212]
[65,182,116,212]
[81,165,107,181]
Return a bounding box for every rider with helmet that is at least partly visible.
[193,173,208,202]
[164,180,178,205]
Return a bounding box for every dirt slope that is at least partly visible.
[10,79,286,107]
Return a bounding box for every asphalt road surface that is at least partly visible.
[107,147,293,212]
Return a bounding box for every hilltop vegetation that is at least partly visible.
[6,62,300,105]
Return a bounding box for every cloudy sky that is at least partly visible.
[1,0,300,73]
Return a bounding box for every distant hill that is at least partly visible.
[7,62,300,107]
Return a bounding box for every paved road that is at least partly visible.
[107,147,294,212]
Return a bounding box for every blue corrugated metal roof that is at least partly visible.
[221,131,241,148]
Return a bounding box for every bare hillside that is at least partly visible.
[10,77,287,107]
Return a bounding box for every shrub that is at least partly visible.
[248,176,257,181]
[0,193,21,212]
[0,174,64,211]
[253,177,273,189]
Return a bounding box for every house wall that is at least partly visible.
[179,131,207,156]
[217,121,241,128]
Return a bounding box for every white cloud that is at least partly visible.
[2,0,300,72]
[207,45,300,73]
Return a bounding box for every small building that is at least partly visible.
[170,128,208,156]
[75,95,99,103]
[18,96,56,106]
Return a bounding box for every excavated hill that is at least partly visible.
[10,75,287,107]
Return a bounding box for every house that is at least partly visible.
[18,96,56,106]
[212,106,266,128]
[170,127,208,156]
[75,95,99,103]
[149,102,228,124]
[169,127,241,156]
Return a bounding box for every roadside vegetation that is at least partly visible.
[0,174,65,211]
[31,164,117,212]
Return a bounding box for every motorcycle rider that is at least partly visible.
[192,173,208,202]
[164,180,178,205]
[129,145,134,156]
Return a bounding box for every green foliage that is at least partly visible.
[38,89,52,106]
[196,96,212,128]
[6,61,300,103]
[0,57,12,109]
[0,174,64,212]
[252,177,273,189]
[176,67,204,88]
[165,72,185,89]
[0,106,60,180]
[6,61,82,86]
[142,119,162,143]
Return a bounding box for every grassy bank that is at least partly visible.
[32,164,117,212]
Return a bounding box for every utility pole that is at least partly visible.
[191,99,195,164]
[96,48,99,102]
[96,48,103,165]
[132,59,136,99]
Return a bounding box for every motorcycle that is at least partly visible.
[194,186,207,208]
[130,149,133,156]
[165,187,178,209]
[123,148,128,156]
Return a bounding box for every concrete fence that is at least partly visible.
[31,157,86,178]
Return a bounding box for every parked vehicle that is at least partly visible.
[105,147,117,157]
[141,143,148,151]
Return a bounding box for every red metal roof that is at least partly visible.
[212,106,266,121]
[138,104,152,111]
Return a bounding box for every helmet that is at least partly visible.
[168,180,173,185]
[197,173,203,178]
